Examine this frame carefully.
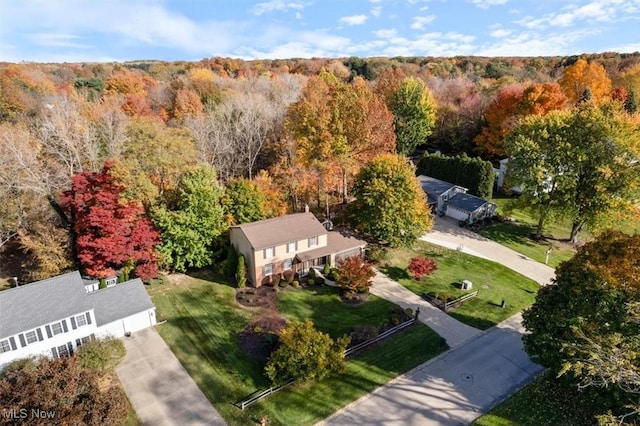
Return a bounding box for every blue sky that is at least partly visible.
[0,0,638,63]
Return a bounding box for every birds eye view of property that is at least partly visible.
[0,1,639,425]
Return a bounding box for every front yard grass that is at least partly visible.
[380,240,540,330]
[147,272,446,426]
[472,371,601,426]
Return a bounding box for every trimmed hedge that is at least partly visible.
[416,153,494,198]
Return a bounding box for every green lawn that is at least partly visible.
[147,273,446,426]
[484,197,640,268]
[278,285,397,338]
[473,372,601,426]
[380,241,540,330]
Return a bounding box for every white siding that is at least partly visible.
[446,205,470,221]
[95,309,157,339]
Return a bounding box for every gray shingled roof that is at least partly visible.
[417,175,459,196]
[294,231,366,262]
[0,271,91,340]
[232,212,328,250]
[448,192,492,213]
[89,279,154,326]
[0,271,155,340]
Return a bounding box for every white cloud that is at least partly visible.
[340,14,368,26]
[374,29,398,38]
[477,29,593,56]
[471,0,508,9]
[411,15,435,30]
[371,6,383,17]
[490,29,511,37]
[516,1,631,30]
[30,33,91,49]
[250,1,304,16]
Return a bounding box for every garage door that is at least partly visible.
[446,206,470,221]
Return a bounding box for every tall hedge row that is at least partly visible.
[416,153,494,199]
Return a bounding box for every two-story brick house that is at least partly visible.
[230,212,366,286]
[0,271,157,370]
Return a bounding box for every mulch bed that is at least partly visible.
[237,315,288,360]
[339,290,369,305]
[235,286,279,309]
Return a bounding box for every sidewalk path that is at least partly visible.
[422,216,556,286]
[371,272,481,348]
[117,327,226,426]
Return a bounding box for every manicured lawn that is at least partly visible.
[380,241,540,330]
[278,285,397,338]
[473,372,601,426]
[147,272,446,426]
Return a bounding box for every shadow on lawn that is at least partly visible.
[479,221,539,248]
[380,266,411,281]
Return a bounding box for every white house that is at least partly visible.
[418,175,497,224]
[0,271,156,369]
[230,212,366,287]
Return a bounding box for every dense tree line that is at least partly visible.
[0,52,638,280]
[416,153,495,198]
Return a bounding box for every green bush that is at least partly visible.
[279,280,288,288]
[390,312,401,326]
[77,338,126,371]
[323,264,331,275]
[366,246,390,263]
[292,280,300,287]
[416,153,494,198]
[308,278,315,286]
[350,325,379,343]
[237,255,247,288]
[307,268,316,278]
[405,308,414,317]
[99,278,106,289]
[272,274,281,286]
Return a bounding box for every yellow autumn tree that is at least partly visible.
[559,59,612,104]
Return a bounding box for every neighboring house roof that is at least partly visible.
[232,212,328,250]
[417,175,461,196]
[447,192,494,213]
[294,231,366,262]
[0,271,91,340]
[0,271,154,340]
[88,279,154,326]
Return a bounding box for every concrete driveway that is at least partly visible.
[320,314,542,426]
[116,327,226,426]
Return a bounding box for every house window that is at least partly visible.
[263,263,274,277]
[76,314,87,327]
[25,330,38,344]
[283,258,292,270]
[0,339,10,353]
[57,344,69,358]
[286,241,297,253]
[51,322,64,336]
[308,236,318,247]
[264,247,274,259]
[76,336,92,348]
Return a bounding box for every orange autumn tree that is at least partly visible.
[475,82,567,157]
[559,58,612,105]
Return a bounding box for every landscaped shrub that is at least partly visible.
[77,338,126,371]
[308,278,315,286]
[336,255,375,292]
[323,264,331,276]
[408,256,438,280]
[350,325,379,343]
[272,274,281,287]
[237,255,247,288]
[264,320,350,385]
[225,244,238,279]
[292,280,300,287]
[416,152,494,198]
[405,308,414,317]
[390,312,401,325]
[278,280,287,288]
[307,268,316,279]
[283,270,294,284]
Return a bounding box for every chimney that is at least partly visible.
[304,204,309,213]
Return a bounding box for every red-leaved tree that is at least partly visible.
[61,162,160,280]
[408,256,438,280]
[336,255,376,292]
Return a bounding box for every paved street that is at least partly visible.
[116,327,226,426]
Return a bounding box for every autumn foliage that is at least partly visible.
[336,255,376,291]
[61,162,160,280]
[408,256,438,280]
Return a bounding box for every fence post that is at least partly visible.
[414,307,420,322]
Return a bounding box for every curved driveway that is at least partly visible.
[319,217,554,426]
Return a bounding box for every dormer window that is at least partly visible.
[308,236,318,247]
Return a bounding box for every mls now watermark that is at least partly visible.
[2,408,56,420]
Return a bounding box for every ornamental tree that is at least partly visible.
[61,162,160,280]
[265,320,350,385]
[349,154,432,247]
[336,255,375,292]
[408,256,438,280]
